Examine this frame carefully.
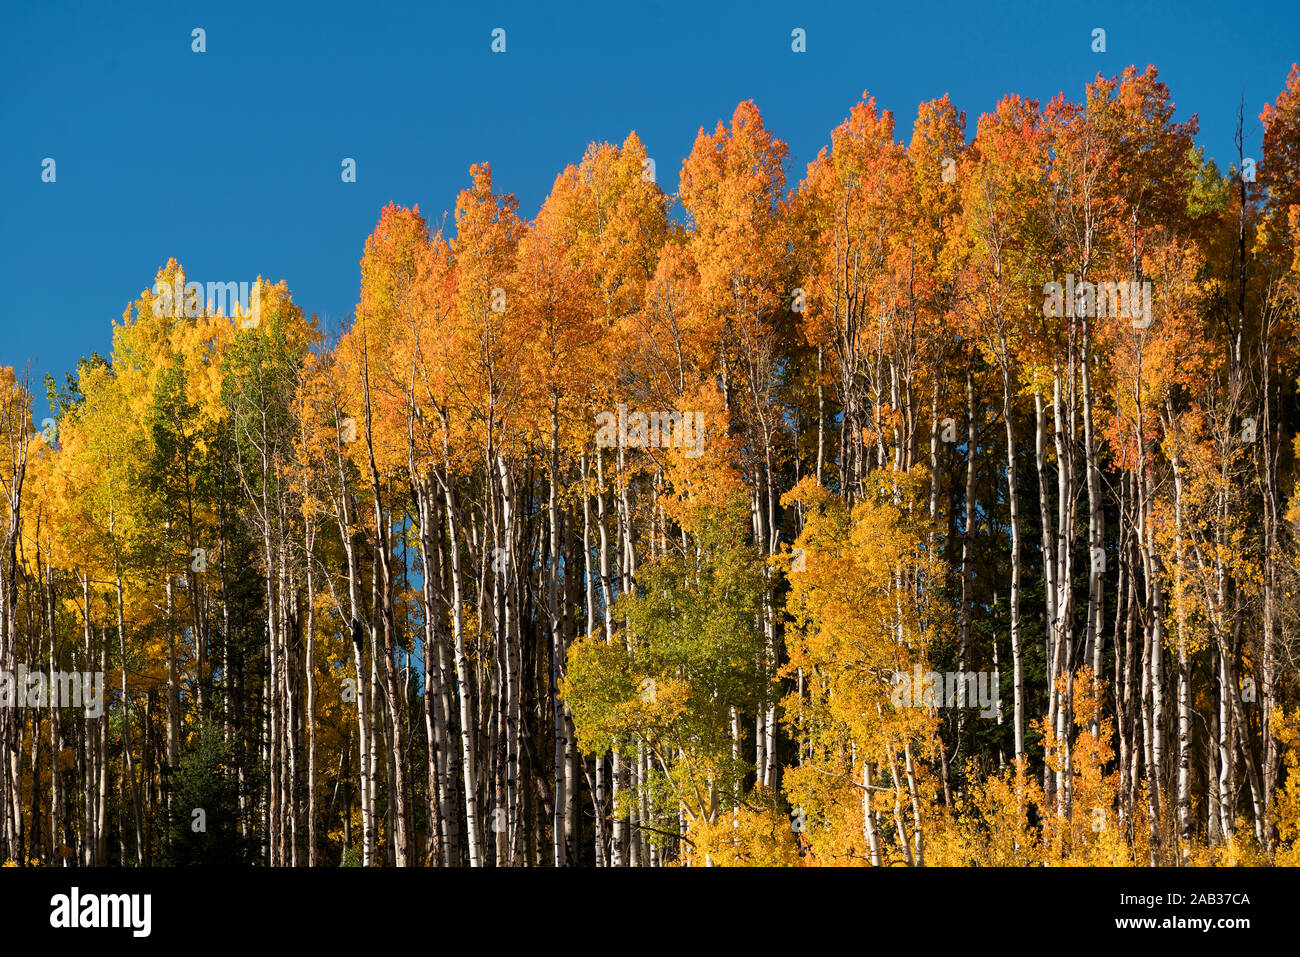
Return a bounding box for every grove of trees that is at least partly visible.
[2,63,1300,866]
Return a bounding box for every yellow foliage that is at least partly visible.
[685,789,804,867]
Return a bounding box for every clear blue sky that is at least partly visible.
[3,0,1298,417]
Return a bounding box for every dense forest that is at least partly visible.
[2,63,1300,867]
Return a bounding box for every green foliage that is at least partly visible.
[565,493,765,822]
[1185,146,1230,219]
[163,723,255,866]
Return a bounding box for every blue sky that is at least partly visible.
[3,0,1298,417]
